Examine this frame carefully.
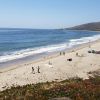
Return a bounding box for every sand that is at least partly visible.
[0,40,100,91]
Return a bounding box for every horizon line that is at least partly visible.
[0,21,99,30]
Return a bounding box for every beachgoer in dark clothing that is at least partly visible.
[38,66,40,73]
[76,52,78,56]
[60,52,62,55]
[32,67,35,74]
[63,52,65,55]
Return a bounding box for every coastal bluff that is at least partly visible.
[67,22,100,31]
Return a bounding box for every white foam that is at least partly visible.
[0,44,67,63]
[0,34,100,63]
[69,34,100,46]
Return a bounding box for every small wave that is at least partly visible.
[0,44,67,63]
[0,34,100,63]
[69,34,100,45]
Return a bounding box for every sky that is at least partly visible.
[0,0,100,29]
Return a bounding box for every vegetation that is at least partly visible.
[0,75,100,100]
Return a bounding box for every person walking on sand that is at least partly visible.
[76,52,78,56]
[32,67,35,74]
[37,66,40,73]
[49,61,52,65]
[63,52,65,55]
[60,52,62,55]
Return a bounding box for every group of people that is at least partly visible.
[32,66,40,74]
[60,51,66,56]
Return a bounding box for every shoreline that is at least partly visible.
[0,39,100,73]
[0,32,100,66]
[0,39,100,91]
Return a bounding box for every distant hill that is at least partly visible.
[67,22,100,31]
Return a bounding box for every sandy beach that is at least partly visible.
[0,40,100,91]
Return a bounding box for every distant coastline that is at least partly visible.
[66,22,100,31]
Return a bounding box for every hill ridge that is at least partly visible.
[67,22,100,31]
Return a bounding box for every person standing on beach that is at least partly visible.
[32,67,35,74]
[38,66,40,73]
[63,52,65,55]
[89,40,91,48]
[76,52,78,56]
[60,52,62,55]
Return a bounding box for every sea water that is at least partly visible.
[0,28,100,64]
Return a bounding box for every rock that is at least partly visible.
[49,97,72,100]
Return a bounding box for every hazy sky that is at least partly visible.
[0,0,100,29]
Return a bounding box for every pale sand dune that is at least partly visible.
[0,40,100,91]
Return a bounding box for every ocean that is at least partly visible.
[0,28,100,64]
